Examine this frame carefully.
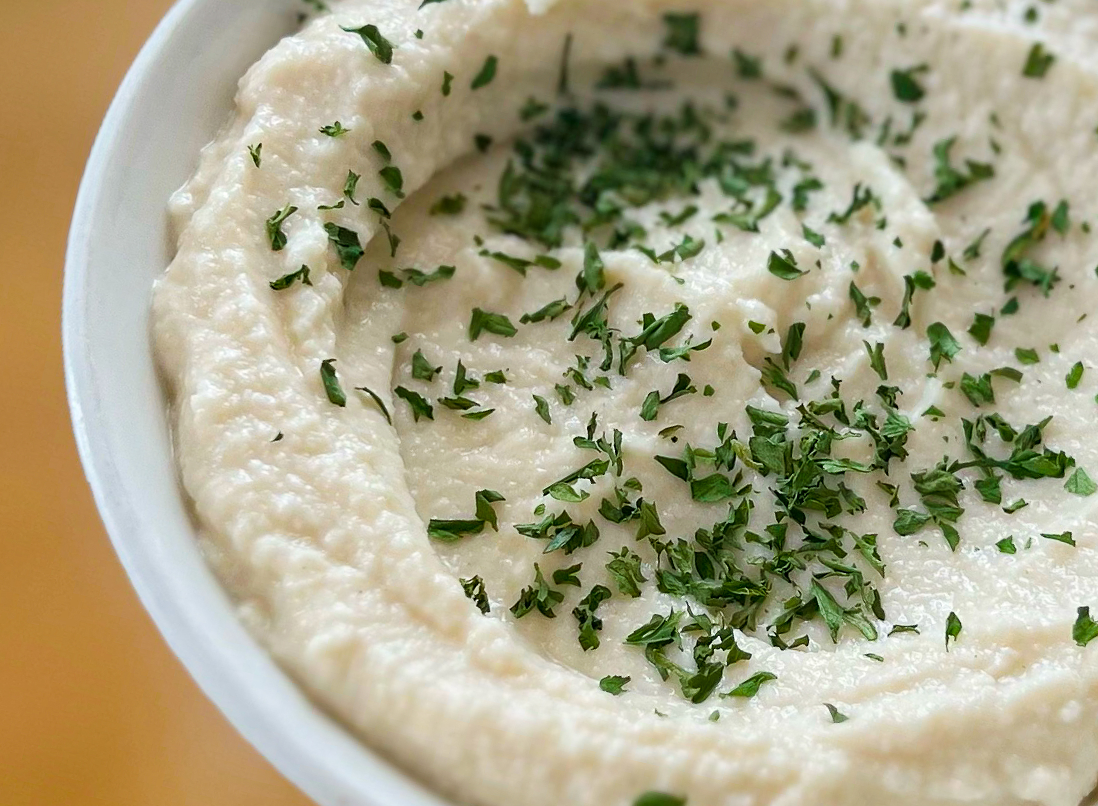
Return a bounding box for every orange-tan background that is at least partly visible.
[0,2,313,804]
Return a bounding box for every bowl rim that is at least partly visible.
[62,2,452,804]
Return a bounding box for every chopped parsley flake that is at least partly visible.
[1042,531,1076,546]
[1015,347,1040,365]
[411,350,442,382]
[767,250,805,280]
[662,13,701,56]
[319,360,346,407]
[968,313,995,346]
[343,170,361,205]
[342,24,395,64]
[265,205,298,251]
[864,341,888,381]
[723,671,777,699]
[323,223,365,270]
[355,385,392,425]
[511,564,564,618]
[890,64,927,102]
[945,611,962,649]
[379,165,405,198]
[460,576,490,614]
[925,138,994,204]
[319,121,350,137]
[1065,468,1097,497]
[270,265,312,290]
[634,794,686,806]
[372,140,392,162]
[469,308,517,341]
[599,675,630,695]
[471,55,498,90]
[1022,42,1055,78]
[733,48,762,79]
[802,224,825,248]
[1074,607,1098,647]
[394,386,434,421]
[927,322,962,370]
[533,395,552,424]
[430,193,467,215]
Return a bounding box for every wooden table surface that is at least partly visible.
[0,2,313,803]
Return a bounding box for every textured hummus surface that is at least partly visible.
[155,1,1098,804]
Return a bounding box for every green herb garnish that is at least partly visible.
[723,671,777,699]
[767,250,805,280]
[342,24,395,64]
[471,55,498,89]
[469,308,517,340]
[600,675,630,695]
[1022,42,1055,77]
[1065,468,1097,497]
[355,385,392,425]
[323,223,364,270]
[270,265,312,290]
[945,611,962,649]
[319,359,346,407]
[320,121,351,137]
[1074,607,1098,647]
[460,576,490,614]
[394,386,434,421]
[265,205,298,251]
[890,64,927,102]
[662,12,701,56]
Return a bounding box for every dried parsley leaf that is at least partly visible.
[270,265,312,290]
[890,64,927,102]
[323,223,364,270]
[342,24,395,64]
[945,611,962,649]
[319,359,346,407]
[320,121,350,137]
[599,675,631,695]
[460,576,490,614]
[430,193,466,215]
[471,55,498,89]
[927,322,961,370]
[355,385,392,425]
[394,386,434,421]
[1022,42,1055,78]
[662,12,701,56]
[469,308,517,340]
[968,313,994,346]
[411,349,442,381]
[265,205,298,251]
[533,395,552,424]
[722,671,777,699]
[1065,468,1098,497]
[767,250,805,280]
[634,794,686,806]
[1074,607,1098,647]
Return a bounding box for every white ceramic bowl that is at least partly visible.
[63,2,452,804]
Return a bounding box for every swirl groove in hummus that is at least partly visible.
[154,1,1098,804]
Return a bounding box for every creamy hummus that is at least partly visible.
[154,1,1098,804]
